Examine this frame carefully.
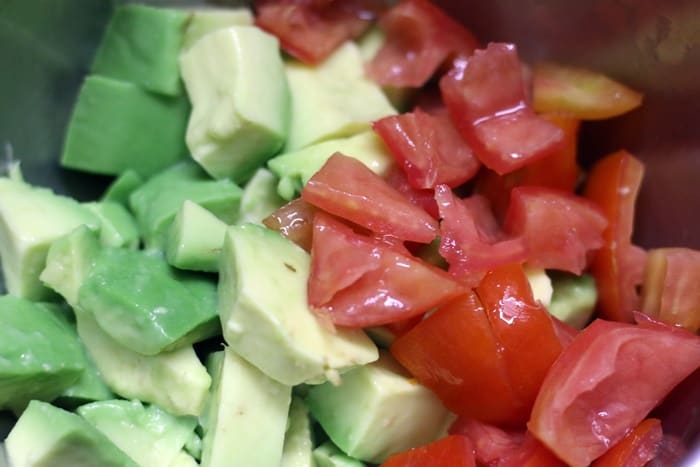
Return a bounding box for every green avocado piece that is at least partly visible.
[5,401,137,467]
[548,272,598,329]
[100,169,144,206]
[183,431,202,461]
[0,296,86,412]
[237,167,285,224]
[284,41,396,151]
[83,201,140,249]
[169,451,199,467]
[180,25,290,182]
[267,130,394,200]
[61,75,190,178]
[281,397,314,467]
[181,7,254,51]
[78,399,198,467]
[200,348,291,467]
[306,352,452,464]
[129,161,242,249]
[219,224,378,386]
[0,177,99,300]
[313,441,365,467]
[91,5,189,95]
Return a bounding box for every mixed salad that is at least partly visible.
[1,1,700,466]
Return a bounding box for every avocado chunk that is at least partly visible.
[78,399,198,467]
[83,201,140,249]
[5,401,136,467]
[101,169,144,206]
[313,441,366,467]
[61,75,190,177]
[237,167,285,224]
[166,200,228,273]
[169,451,199,467]
[219,223,378,386]
[267,130,394,200]
[0,176,99,300]
[0,295,85,411]
[77,247,219,355]
[525,267,553,307]
[200,348,291,467]
[306,352,452,463]
[181,7,254,50]
[91,5,189,95]
[284,41,395,151]
[129,161,242,249]
[180,25,289,182]
[281,397,314,467]
[548,272,598,329]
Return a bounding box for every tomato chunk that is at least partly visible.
[591,418,662,467]
[262,198,317,252]
[366,0,478,87]
[504,186,608,274]
[301,153,438,243]
[528,318,700,467]
[309,212,466,327]
[440,43,564,175]
[372,108,480,189]
[384,166,439,219]
[380,435,476,467]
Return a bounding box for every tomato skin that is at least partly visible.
[528,318,700,467]
[440,43,565,175]
[380,435,476,467]
[262,198,317,252]
[372,108,480,189]
[301,153,438,243]
[584,150,645,322]
[590,418,662,467]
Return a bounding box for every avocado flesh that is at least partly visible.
[83,201,140,249]
[548,272,598,329]
[237,167,285,224]
[181,7,254,51]
[281,397,314,467]
[100,169,144,206]
[313,441,366,467]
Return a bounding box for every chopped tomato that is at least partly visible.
[308,212,466,327]
[641,247,700,332]
[262,198,317,252]
[435,185,527,286]
[380,435,476,467]
[372,108,480,189]
[254,0,381,64]
[440,43,565,175]
[584,150,645,322]
[532,62,643,120]
[504,186,608,274]
[384,165,439,219]
[528,318,700,467]
[497,433,566,467]
[301,153,438,243]
[366,0,478,87]
[590,418,662,467]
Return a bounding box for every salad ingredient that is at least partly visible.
[237,167,286,224]
[306,352,452,464]
[263,198,317,252]
[380,434,476,466]
[200,348,291,467]
[313,441,366,467]
[524,267,553,307]
[180,25,289,182]
[5,400,137,467]
[547,273,598,329]
[590,418,662,467]
[218,223,378,385]
[181,8,254,51]
[83,201,140,249]
[100,169,143,206]
[280,397,314,467]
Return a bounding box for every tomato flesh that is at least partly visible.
[262,198,317,252]
[590,418,662,467]
[380,435,476,467]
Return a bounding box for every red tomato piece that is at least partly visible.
[301,153,438,243]
[380,435,476,467]
[435,185,527,286]
[590,418,662,467]
[532,62,643,120]
[504,186,608,274]
[384,166,439,219]
[584,150,645,322]
[440,43,565,175]
[372,108,480,189]
[366,0,478,88]
[254,0,381,64]
[641,247,700,333]
[309,212,466,327]
[262,198,317,252]
[528,318,700,467]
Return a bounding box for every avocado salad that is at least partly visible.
[1,3,608,467]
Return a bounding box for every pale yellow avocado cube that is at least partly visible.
[181,7,254,50]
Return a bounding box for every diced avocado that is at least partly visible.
[525,267,554,307]
[183,431,202,461]
[0,443,7,467]
[284,41,396,151]
[306,352,452,464]
[201,348,291,467]
[91,5,189,95]
[237,167,286,224]
[61,75,190,177]
[548,272,598,329]
[83,201,140,249]
[78,399,198,467]
[219,224,378,386]
[166,200,228,273]
[169,451,199,467]
[101,169,144,206]
[0,177,99,300]
[180,26,289,182]
[0,295,85,411]
[5,401,137,467]
[313,441,365,467]
[281,397,315,467]
[181,7,254,50]
[268,130,394,200]
[129,161,242,249]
